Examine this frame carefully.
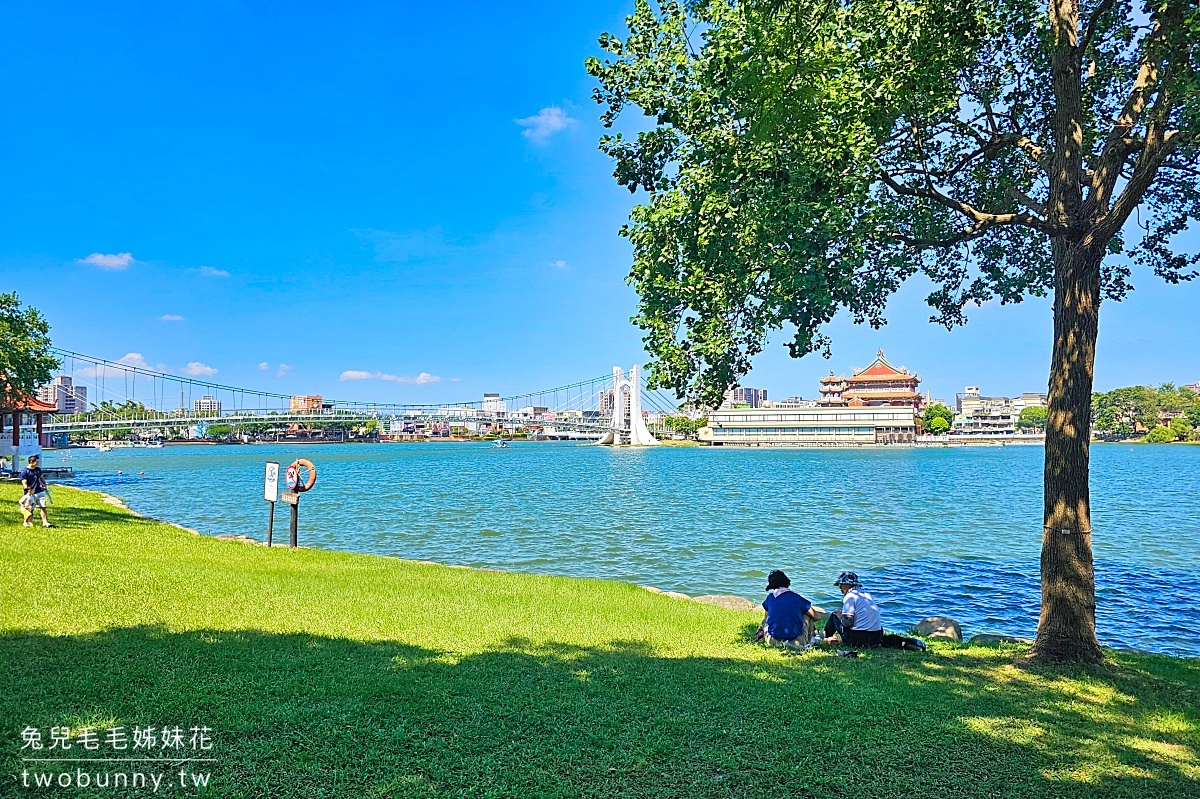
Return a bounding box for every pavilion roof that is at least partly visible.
[819,350,920,384]
[0,382,58,413]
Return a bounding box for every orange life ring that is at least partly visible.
[290,459,317,492]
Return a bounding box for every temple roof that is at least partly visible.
[0,382,58,413]
[853,349,914,379]
[818,350,920,385]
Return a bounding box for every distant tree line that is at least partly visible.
[1093,384,1200,441]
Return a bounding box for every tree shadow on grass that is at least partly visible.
[1,627,1196,798]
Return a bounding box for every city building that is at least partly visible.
[1185,380,1200,393]
[513,406,549,420]
[1012,392,1048,412]
[701,405,918,446]
[193,395,222,415]
[762,398,815,408]
[599,389,615,417]
[36,375,88,414]
[954,387,1018,435]
[818,349,922,410]
[722,386,768,409]
[482,393,506,414]
[290,395,323,412]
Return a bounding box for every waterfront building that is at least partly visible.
[36,375,88,414]
[514,406,549,420]
[193,395,222,416]
[722,385,768,409]
[1186,380,1200,393]
[599,389,615,418]
[700,404,918,446]
[1012,392,1048,412]
[954,387,1017,435]
[290,395,323,412]
[482,393,506,415]
[763,398,816,408]
[818,350,922,410]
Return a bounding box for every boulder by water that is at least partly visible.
[968,634,1033,645]
[912,616,963,641]
[693,595,756,611]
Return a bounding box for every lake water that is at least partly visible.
[56,442,1200,656]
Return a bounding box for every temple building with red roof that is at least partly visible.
[818,349,923,411]
[1,387,56,474]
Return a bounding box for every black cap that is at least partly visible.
[766,570,791,590]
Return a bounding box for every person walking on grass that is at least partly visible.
[19,454,51,528]
[756,570,820,648]
[823,572,883,648]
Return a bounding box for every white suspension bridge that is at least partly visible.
[36,349,685,446]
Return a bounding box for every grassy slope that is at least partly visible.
[1,485,1197,799]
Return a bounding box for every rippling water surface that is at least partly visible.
[59,442,1200,656]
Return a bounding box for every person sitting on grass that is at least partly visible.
[19,454,52,528]
[823,571,883,648]
[756,570,819,648]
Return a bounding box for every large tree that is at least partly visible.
[0,292,58,408]
[588,0,1200,662]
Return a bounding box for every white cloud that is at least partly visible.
[516,106,576,144]
[549,259,567,269]
[78,252,134,270]
[117,352,153,371]
[400,372,440,385]
[276,364,292,377]
[77,352,154,379]
[197,266,230,278]
[258,362,270,370]
[340,370,440,385]
[160,314,184,321]
[183,362,218,376]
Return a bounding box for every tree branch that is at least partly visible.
[1091,130,1189,246]
[1089,20,1166,211]
[878,169,1056,235]
[1078,0,1116,61]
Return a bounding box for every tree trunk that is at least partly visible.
[1032,241,1105,664]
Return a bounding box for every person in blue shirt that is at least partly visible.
[19,454,51,528]
[757,570,819,648]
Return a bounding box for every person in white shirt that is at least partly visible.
[823,571,884,648]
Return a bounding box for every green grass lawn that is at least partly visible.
[1,484,1197,798]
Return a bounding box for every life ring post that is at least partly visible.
[280,458,317,548]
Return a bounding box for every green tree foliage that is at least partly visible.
[662,415,707,439]
[928,416,951,435]
[1143,426,1176,442]
[1168,417,1193,441]
[0,292,59,406]
[1187,399,1200,429]
[1092,384,1199,435]
[589,0,1200,663]
[923,403,955,431]
[1018,405,1049,430]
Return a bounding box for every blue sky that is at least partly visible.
[0,1,1196,408]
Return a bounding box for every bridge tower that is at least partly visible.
[596,364,659,446]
